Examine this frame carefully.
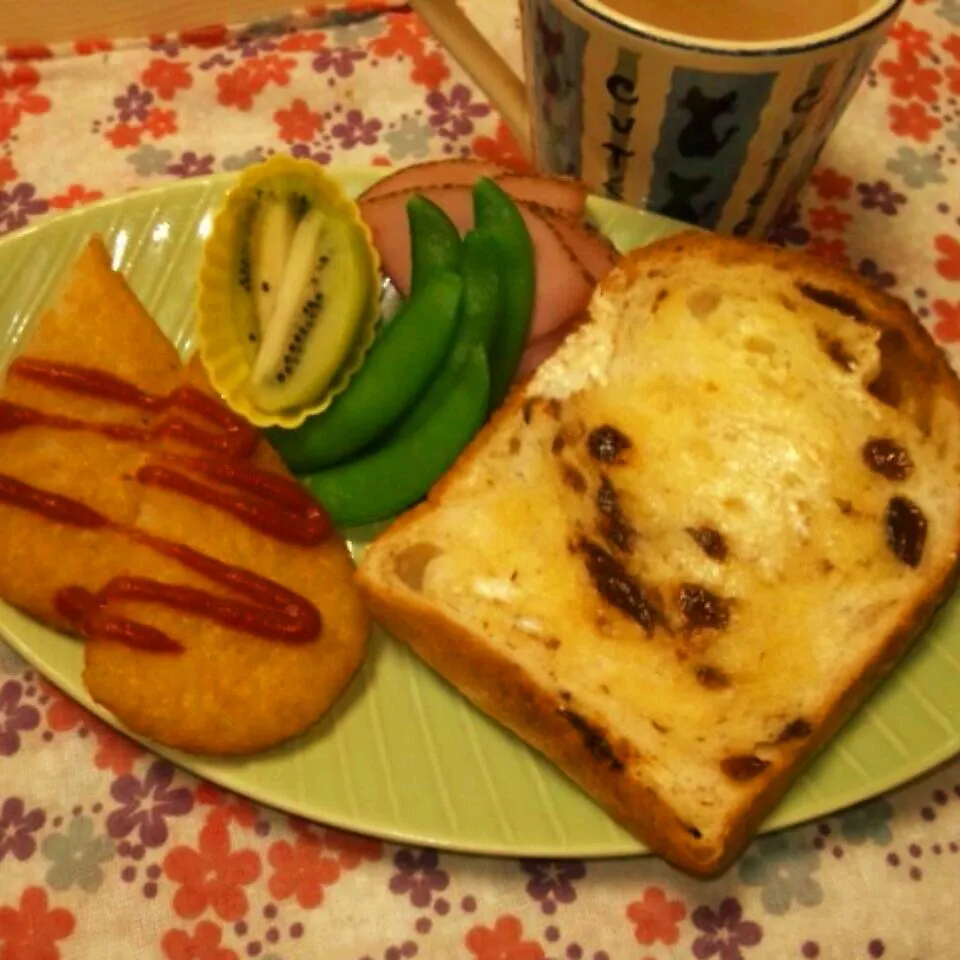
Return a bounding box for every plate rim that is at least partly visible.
[0,166,957,859]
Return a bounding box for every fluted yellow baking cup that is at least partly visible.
[196,155,382,429]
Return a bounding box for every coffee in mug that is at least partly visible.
[599,0,869,43]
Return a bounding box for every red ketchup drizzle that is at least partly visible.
[137,455,330,546]
[8,357,260,458]
[0,358,329,653]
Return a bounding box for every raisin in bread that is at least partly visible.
[355,231,960,875]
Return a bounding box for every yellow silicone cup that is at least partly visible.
[195,155,382,429]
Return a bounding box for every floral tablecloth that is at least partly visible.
[1,1,959,958]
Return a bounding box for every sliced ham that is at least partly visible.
[359,160,588,219]
[532,206,619,283]
[493,174,587,217]
[359,159,508,203]
[360,184,594,341]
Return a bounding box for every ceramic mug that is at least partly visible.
[413,0,903,235]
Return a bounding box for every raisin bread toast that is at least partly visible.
[355,232,960,875]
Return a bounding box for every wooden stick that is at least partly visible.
[410,0,532,156]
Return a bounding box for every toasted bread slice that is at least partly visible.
[357,232,960,875]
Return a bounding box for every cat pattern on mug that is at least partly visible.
[660,172,716,223]
[677,87,740,158]
[647,68,775,230]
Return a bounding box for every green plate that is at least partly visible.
[1,169,958,858]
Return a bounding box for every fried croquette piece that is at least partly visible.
[0,238,369,754]
[0,238,181,628]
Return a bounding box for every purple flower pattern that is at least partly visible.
[0,680,40,755]
[148,36,181,57]
[388,848,449,908]
[113,84,155,123]
[857,179,907,214]
[766,203,811,248]
[106,760,193,847]
[520,858,586,914]
[199,52,234,71]
[0,184,49,235]
[0,797,45,861]
[312,47,366,79]
[426,84,490,140]
[330,109,381,149]
[858,258,898,288]
[238,39,280,59]
[289,143,332,165]
[692,898,763,960]
[167,151,216,178]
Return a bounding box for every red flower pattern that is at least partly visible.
[879,50,942,101]
[0,63,51,139]
[194,783,257,830]
[267,833,341,909]
[216,67,265,111]
[808,205,852,232]
[74,38,114,56]
[0,156,15,187]
[161,922,237,960]
[143,107,178,138]
[806,236,851,267]
[274,98,323,142]
[410,50,450,90]
[0,887,75,960]
[48,184,104,209]
[466,915,545,960]
[810,167,853,201]
[42,681,88,731]
[889,20,933,56]
[278,32,329,53]
[946,65,960,95]
[887,100,942,140]
[89,718,143,776]
[626,887,687,946]
[247,55,297,89]
[106,122,143,148]
[369,13,430,59]
[471,119,533,173]
[163,816,261,921]
[142,60,193,100]
[323,827,383,869]
[935,234,960,280]
[932,299,960,342]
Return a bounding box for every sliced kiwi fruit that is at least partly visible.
[247,203,370,414]
[249,193,299,337]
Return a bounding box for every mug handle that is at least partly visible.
[410,0,533,156]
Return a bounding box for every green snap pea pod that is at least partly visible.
[473,177,535,411]
[303,345,490,527]
[267,270,462,473]
[391,228,502,440]
[408,194,463,294]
